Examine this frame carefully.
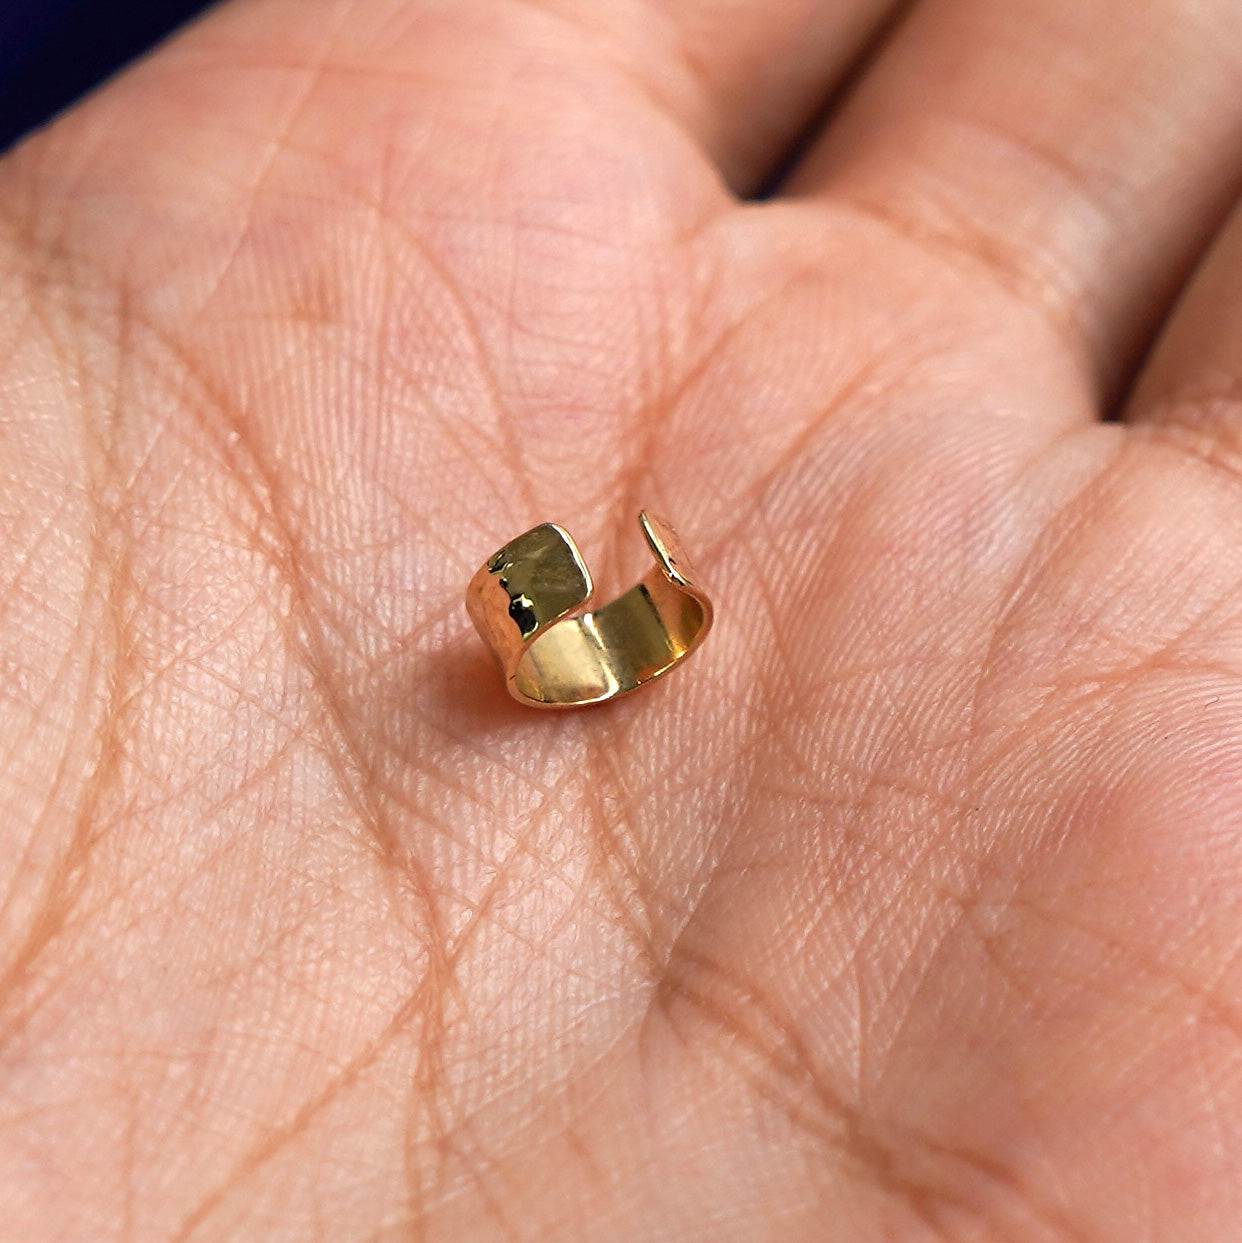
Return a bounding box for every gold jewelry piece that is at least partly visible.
[466,511,713,708]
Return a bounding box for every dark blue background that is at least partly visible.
[0,0,215,152]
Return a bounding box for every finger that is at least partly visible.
[786,0,1242,397]
[24,0,907,196]
[1125,201,1242,464]
[639,0,905,191]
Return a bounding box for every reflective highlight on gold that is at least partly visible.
[466,512,714,708]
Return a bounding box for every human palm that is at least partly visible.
[3,0,1242,1237]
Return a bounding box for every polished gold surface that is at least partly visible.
[466,511,714,708]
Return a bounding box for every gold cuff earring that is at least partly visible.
[466,511,713,708]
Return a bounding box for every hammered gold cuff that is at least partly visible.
[465,511,713,708]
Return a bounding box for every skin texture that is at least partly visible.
[2,0,1242,1237]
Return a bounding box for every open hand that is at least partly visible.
[3,0,1242,1237]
